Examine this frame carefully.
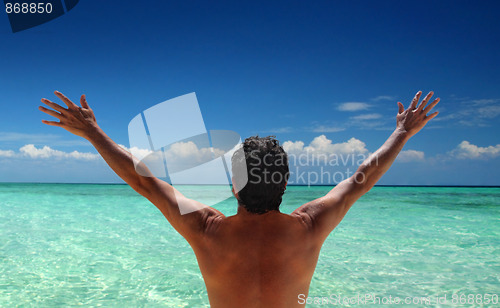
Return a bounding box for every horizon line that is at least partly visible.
[0,182,499,188]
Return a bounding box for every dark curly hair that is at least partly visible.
[231,136,289,214]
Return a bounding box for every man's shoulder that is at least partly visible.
[288,211,314,231]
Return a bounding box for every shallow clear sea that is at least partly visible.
[0,184,499,307]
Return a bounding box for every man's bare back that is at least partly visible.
[194,208,321,307]
[39,90,439,307]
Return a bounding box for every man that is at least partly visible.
[39,90,439,307]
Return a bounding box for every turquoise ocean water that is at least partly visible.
[0,184,499,307]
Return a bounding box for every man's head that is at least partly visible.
[231,136,289,214]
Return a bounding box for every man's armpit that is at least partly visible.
[202,210,224,235]
[291,210,315,231]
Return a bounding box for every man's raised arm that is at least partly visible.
[292,91,439,241]
[39,91,223,243]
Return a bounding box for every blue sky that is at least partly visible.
[0,0,499,185]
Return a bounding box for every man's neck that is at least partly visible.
[236,205,281,216]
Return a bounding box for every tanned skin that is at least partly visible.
[40,90,439,307]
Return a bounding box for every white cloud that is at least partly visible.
[351,113,382,120]
[126,146,153,159]
[283,135,368,156]
[307,135,367,154]
[337,102,371,111]
[471,99,499,105]
[310,125,345,133]
[282,140,305,153]
[450,141,500,159]
[121,142,227,175]
[166,141,225,162]
[397,150,425,162]
[19,144,100,160]
[434,98,500,127]
[476,105,500,119]
[372,95,395,102]
[265,127,294,133]
[0,149,15,157]
[0,144,99,160]
[0,132,89,147]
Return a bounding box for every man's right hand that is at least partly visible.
[39,91,98,140]
[396,91,440,138]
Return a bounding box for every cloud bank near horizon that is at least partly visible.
[1,138,498,164]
